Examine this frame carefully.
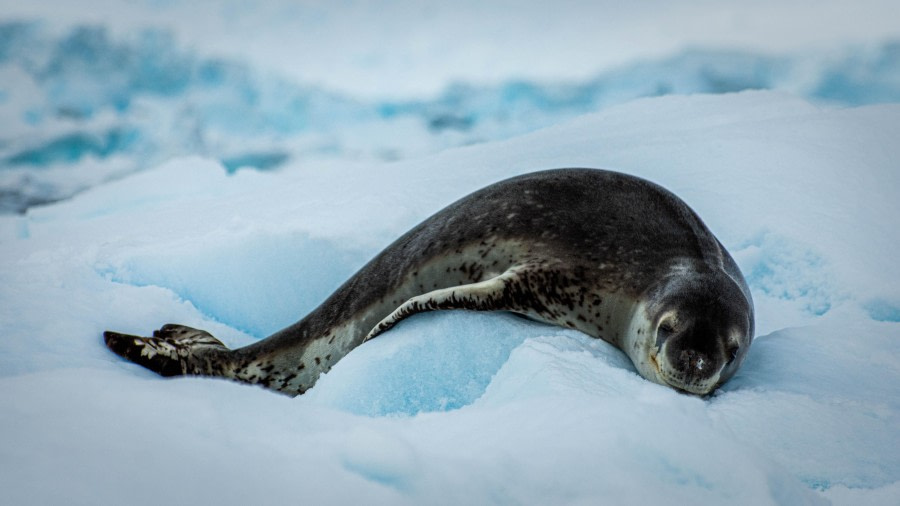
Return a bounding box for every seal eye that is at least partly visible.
[656,321,675,348]
[726,345,740,365]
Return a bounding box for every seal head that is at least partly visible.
[626,265,753,395]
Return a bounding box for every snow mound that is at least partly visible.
[1,91,898,504]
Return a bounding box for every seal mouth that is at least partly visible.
[658,368,718,395]
[649,351,660,374]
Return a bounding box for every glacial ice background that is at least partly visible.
[1,1,900,505]
[4,15,900,213]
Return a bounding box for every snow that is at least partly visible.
[2,90,898,505]
[2,2,900,505]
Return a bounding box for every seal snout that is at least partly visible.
[675,348,712,376]
[664,330,720,382]
[652,318,724,395]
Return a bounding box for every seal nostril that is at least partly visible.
[678,348,711,374]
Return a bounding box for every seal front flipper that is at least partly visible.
[365,266,537,342]
[104,324,232,377]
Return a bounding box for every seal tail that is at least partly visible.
[104,324,232,378]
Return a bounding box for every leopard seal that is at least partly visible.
[104,168,754,396]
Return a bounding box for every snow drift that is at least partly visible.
[1,91,898,505]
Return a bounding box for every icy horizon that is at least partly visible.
[1,1,899,505]
[5,0,900,99]
[3,21,900,213]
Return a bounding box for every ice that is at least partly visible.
[2,1,900,504]
[6,1,900,98]
[1,89,899,504]
[306,312,560,416]
[4,20,900,213]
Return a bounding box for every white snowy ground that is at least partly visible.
[2,0,900,504]
[1,91,898,505]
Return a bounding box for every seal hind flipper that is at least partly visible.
[365,266,533,341]
[104,324,231,377]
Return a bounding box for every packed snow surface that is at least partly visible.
[2,1,900,505]
[1,91,898,505]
